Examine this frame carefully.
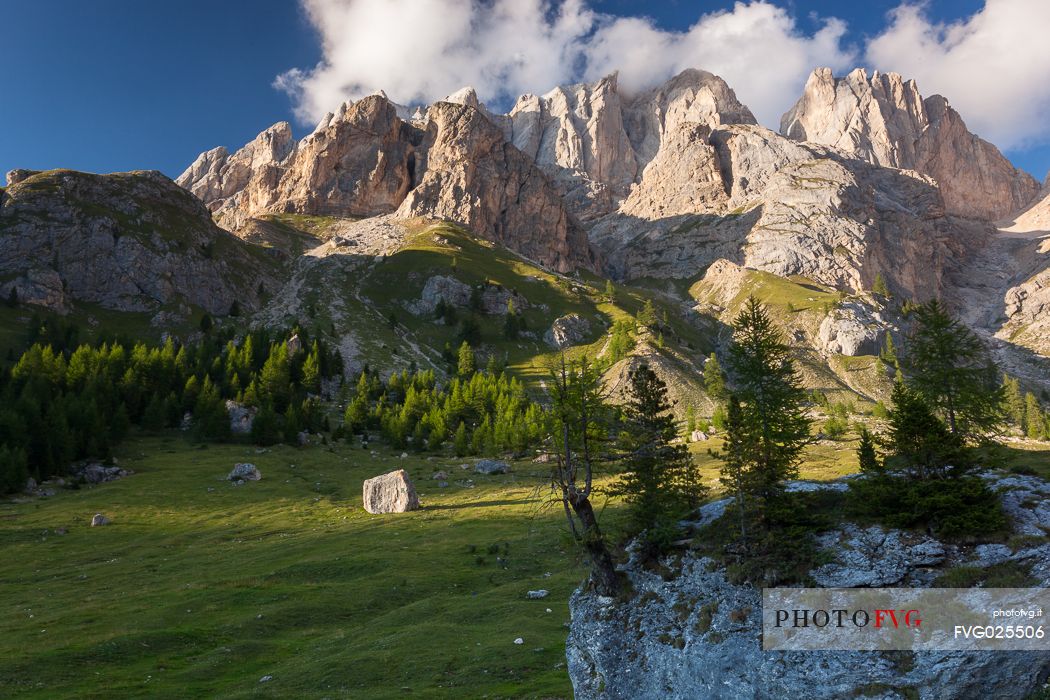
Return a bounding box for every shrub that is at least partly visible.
[846,475,1007,540]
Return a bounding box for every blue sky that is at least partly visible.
[2,1,1047,181]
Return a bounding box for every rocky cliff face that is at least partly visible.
[0,169,277,316]
[567,475,1050,700]
[178,95,591,272]
[781,67,1039,220]
[591,121,985,304]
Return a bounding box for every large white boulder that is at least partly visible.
[362,469,420,514]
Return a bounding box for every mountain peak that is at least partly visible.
[781,66,1038,219]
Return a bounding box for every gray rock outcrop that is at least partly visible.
[90,513,111,527]
[0,169,277,315]
[362,469,420,513]
[816,302,888,357]
[544,314,591,348]
[567,474,1050,699]
[781,67,1039,221]
[225,400,256,435]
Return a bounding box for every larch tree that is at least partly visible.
[905,300,1004,441]
[548,355,619,596]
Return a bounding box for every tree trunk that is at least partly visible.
[570,494,620,597]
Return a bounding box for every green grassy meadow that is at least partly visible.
[0,437,601,699]
[1,430,1047,698]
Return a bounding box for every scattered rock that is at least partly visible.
[362,469,420,514]
[24,477,37,492]
[474,459,510,475]
[259,675,273,683]
[513,637,524,645]
[526,590,549,599]
[689,430,708,442]
[432,471,448,480]
[297,431,310,447]
[228,463,261,482]
[72,462,133,485]
[90,513,110,527]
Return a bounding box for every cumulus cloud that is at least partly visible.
[275,0,854,128]
[865,0,1050,151]
[275,0,1050,153]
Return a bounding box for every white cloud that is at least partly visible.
[275,0,854,129]
[276,0,1050,154]
[865,0,1050,150]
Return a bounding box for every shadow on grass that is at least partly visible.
[423,498,536,511]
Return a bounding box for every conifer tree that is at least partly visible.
[884,380,962,479]
[722,297,811,504]
[704,352,728,403]
[906,300,1004,440]
[638,299,657,329]
[872,273,890,298]
[457,341,476,378]
[613,364,705,550]
[1003,375,1027,431]
[1025,393,1045,440]
[857,428,881,474]
[454,421,469,456]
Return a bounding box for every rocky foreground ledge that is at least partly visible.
[566,474,1050,700]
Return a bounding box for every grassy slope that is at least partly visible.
[0,436,600,699]
[0,430,916,699]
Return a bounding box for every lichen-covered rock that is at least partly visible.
[228,463,261,482]
[544,314,591,348]
[90,513,111,527]
[474,459,510,475]
[568,474,1050,699]
[362,469,419,513]
[811,524,946,587]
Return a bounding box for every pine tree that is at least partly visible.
[638,299,657,329]
[872,273,890,298]
[301,342,321,394]
[857,428,881,473]
[1003,375,1027,431]
[880,332,898,365]
[457,341,476,378]
[604,279,616,303]
[1025,393,1045,440]
[722,297,811,503]
[612,364,705,550]
[704,353,728,403]
[906,300,1004,440]
[885,380,962,479]
[453,421,469,456]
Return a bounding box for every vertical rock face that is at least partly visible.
[178,95,590,272]
[781,67,1039,220]
[396,101,594,272]
[621,68,758,168]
